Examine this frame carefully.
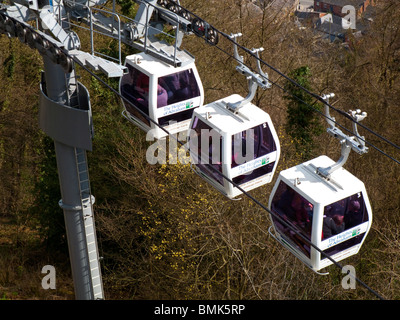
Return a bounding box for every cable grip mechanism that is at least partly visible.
[317,93,369,179]
[226,33,271,112]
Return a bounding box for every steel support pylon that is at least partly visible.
[40,55,104,300]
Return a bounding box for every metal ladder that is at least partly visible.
[75,147,104,299]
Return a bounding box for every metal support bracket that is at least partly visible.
[317,93,368,179]
[317,138,351,178]
[227,33,271,112]
[39,74,94,151]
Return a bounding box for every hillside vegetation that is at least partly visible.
[0,0,399,300]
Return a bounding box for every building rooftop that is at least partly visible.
[315,0,367,8]
[316,13,347,32]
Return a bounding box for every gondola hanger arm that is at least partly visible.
[226,34,271,112]
[317,93,369,179]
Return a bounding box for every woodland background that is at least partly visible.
[0,0,399,300]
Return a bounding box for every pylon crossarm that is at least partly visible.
[0,9,126,76]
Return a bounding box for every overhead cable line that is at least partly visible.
[221,30,400,152]
[170,1,400,164]
[206,38,400,166]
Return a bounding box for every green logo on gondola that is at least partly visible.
[352,228,361,237]
[262,157,269,165]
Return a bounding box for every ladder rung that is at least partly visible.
[80,181,90,187]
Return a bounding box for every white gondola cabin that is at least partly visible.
[268,155,372,274]
[189,94,280,199]
[120,52,204,139]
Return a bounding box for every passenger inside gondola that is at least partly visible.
[291,193,312,229]
[321,194,365,241]
[158,69,200,106]
[321,193,369,258]
[120,66,150,120]
[135,73,168,109]
[270,181,313,257]
[231,131,253,168]
[231,123,277,185]
[345,199,362,229]
[322,208,345,240]
[190,117,223,185]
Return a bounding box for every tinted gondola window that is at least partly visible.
[158,69,200,107]
[254,122,277,158]
[270,181,313,258]
[121,64,151,126]
[231,122,277,185]
[231,122,276,168]
[157,69,201,126]
[322,192,369,258]
[190,117,223,185]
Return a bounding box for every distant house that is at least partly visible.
[314,0,376,17]
[314,13,351,42]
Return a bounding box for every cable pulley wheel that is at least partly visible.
[166,3,179,14]
[157,0,168,8]
[179,9,191,21]
[0,14,7,34]
[59,52,73,73]
[15,22,27,43]
[192,18,205,37]
[206,28,219,46]
[25,28,38,49]
[4,16,16,37]
[38,37,50,54]
[48,45,62,64]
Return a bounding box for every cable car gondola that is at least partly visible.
[188,37,280,199]
[268,155,372,274]
[189,93,280,199]
[120,52,204,139]
[268,96,372,274]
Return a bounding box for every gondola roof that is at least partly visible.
[193,94,273,134]
[279,155,368,205]
[125,51,196,77]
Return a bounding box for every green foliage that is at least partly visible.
[29,136,66,252]
[117,0,137,16]
[3,52,15,79]
[2,40,15,79]
[284,66,323,159]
